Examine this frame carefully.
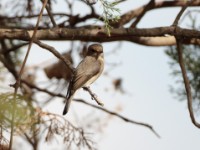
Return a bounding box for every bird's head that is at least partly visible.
[87,44,103,58]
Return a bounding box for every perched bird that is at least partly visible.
[63,44,104,115]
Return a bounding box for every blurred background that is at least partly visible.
[0,0,200,150]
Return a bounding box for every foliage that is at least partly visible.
[99,0,121,35]
[166,45,200,104]
[1,0,200,149]
[0,93,34,129]
[0,93,34,147]
[0,93,95,149]
[166,11,200,111]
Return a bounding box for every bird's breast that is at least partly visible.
[84,55,104,87]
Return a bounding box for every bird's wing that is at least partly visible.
[72,57,101,90]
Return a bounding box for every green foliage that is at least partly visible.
[99,0,121,35]
[0,93,94,149]
[165,45,200,107]
[0,93,34,132]
[166,11,200,111]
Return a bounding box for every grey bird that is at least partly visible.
[63,44,104,115]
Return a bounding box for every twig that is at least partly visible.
[0,54,18,79]
[176,39,200,128]
[112,1,200,27]
[43,0,58,27]
[76,98,160,138]
[130,0,155,28]
[9,0,49,149]
[0,13,70,20]
[21,79,64,98]
[1,42,28,54]
[83,87,104,106]
[34,40,74,72]
[173,0,200,128]
[172,1,192,26]
[21,80,160,137]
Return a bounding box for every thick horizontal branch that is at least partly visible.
[0,26,200,46]
[130,36,200,46]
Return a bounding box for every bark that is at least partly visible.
[0,26,200,46]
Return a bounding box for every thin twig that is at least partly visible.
[34,40,74,72]
[83,87,104,106]
[9,0,49,149]
[130,0,155,28]
[173,0,200,128]
[21,80,160,137]
[21,79,64,98]
[176,39,200,128]
[1,42,28,54]
[43,1,58,27]
[75,98,160,138]
[172,1,192,26]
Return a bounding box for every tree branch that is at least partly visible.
[9,0,49,149]
[112,0,200,27]
[128,36,200,46]
[176,39,200,128]
[1,42,28,54]
[1,26,200,42]
[173,0,200,128]
[83,87,104,106]
[172,1,193,26]
[75,98,160,138]
[44,2,58,28]
[34,40,74,72]
[21,80,160,137]
[130,0,155,28]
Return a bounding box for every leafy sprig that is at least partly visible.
[99,0,121,35]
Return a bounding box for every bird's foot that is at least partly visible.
[83,86,104,106]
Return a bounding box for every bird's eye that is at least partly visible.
[91,49,96,52]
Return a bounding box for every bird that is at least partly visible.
[63,44,104,115]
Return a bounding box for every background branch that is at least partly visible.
[83,87,104,106]
[43,1,58,27]
[130,0,155,28]
[21,79,160,137]
[9,0,48,149]
[34,40,74,72]
[173,0,200,128]
[112,1,200,27]
[176,39,200,128]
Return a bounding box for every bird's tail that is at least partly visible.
[63,94,74,115]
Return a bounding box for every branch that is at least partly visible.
[127,36,200,46]
[9,0,49,149]
[75,98,160,138]
[21,79,64,98]
[83,87,104,106]
[34,40,74,72]
[21,80,160,137]
[173,0,200,128]
[1,42,28,54]
[44,2,58,28]
[176,39,200,128]
[0,54,18,79]
[112,0,200,27]
[130,0,155,28]
[1,26,200,42]
[172,1,193,26]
